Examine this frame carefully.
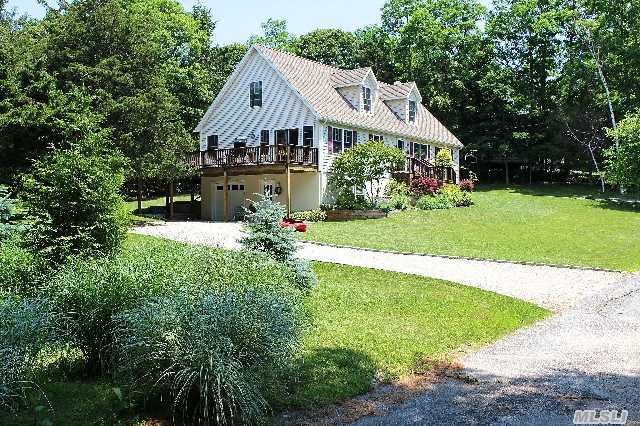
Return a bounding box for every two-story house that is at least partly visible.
[193,45,463,221]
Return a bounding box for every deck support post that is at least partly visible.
[223,169,229,222]
[286,165,291,218]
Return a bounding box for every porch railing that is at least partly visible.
[187,145,318,169]
[397,156,457,183]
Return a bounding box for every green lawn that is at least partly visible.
[126,194,192,223]
[300,184,640,271]
[287,262,547,407]
[0,249,548,422]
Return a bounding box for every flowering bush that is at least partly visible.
[410,177,443,197]
[458,179,475,192]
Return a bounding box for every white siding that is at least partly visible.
[385,98,407,121]
[337,86,360,111]
[199,49,317,150]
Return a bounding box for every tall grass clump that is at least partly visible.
[0,298,62,411]
[113,290,303,424]
[0,237,47,296]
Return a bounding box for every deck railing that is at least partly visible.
[397,156,457,183]
[187,145,318,169]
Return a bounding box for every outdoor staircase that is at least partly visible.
[392,156,457,185]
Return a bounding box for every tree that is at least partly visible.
[329,141,405,205]
[605,112,640,196]
[20,139,128,263]
[248,18,296,51]
[294,29,359,69]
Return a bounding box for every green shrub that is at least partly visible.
[0,186,21,241]
[416,194,454,210]
[389,193,412,210]
[439,184,474,207]
[335,190,373,210]
[0,237,47,296]
[384,179,409,197]
[240,195,297,262]
[45,236,301,376]
[0,298,63,411]
[20,143,129,263]
[113,290,304,424]
[290,209,327,222]
[285,259,318,292]
[435,149,454,167]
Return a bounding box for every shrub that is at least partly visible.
[239,195,297,262]
[384,179,409,197]
[285,259,318,292]
[439,184,474,207]
[290,209,327,222]
[0,298,63,411]
[335,189,373,210]
[459,179,475,192]
[0,237,47,296]
[435,149,454,167]
[45,236,301,376]
[389,193,412,210]
[20,143,129,264]
[416,195,454,210]
[113,290,304,424]
[410,177,443,197]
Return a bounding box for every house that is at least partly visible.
[193,45,463,221]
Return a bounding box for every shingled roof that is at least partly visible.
[255,45,462,148]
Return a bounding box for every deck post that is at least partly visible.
[286,166,291,218]
[223,169,229,222]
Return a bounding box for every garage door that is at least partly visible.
[212,183,246,221]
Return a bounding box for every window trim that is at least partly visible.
[260,130,269,145]
[368,133,384,143]
[362,86,372,112]
[207,134,218,151]
[303,126,314,147]
[331,127,357,154]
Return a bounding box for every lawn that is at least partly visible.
[126,194,192,223]
[300,184,640,271]
[0,237,548,423]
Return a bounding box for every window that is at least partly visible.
[207,135,218,151]
[414,143,431,160]
[344,129,353,150]
[249,81,262,107]
[303,126,314,147]
[332,127,343,153]
[368,133,384,142]
[408,100,416,122]
[263,183,274,200]
[362,86,372,112]
[397,140,405,151]
[275,129,287,145]
[233,141,246,149]
[288,128,299,146]
[260,130,269,145]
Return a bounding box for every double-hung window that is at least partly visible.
[207,135,218,151]
[362,86,372,112]
[260,130,269,146]
[332,127,343,153]
[408,100,416,122]
[397,140,405,151]
[303,126,314,147]
[344,129,353,150]
[249,81,262,107]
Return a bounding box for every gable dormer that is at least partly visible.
[332,67,378,114]
[380,81,422,123]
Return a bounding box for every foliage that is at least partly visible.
[285,259,318,293]
[329,141,405,205]
[458,179,475,192]
[384,179,410,197]
[416,194,454,210]
[439,183,474,207]
[389,193,413,210]
[605,112,640,193]
[0,186,20,240]
[0,237,47,296]
[239,195,298,262]
[20,142,129,264]
[434,149,454,167]
[113,289,303,424]
[45,235,300,376]
[289,209,327,222]
[294,29,359,69]
[0,298,62,411]
[334,190,374,210]
[410,177,443,197]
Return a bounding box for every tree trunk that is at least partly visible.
[587,143,605,193]
[168,180,174,220]
[504,160,510,185]
[136,176,143,214]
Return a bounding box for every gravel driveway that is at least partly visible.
[131,221,638,425]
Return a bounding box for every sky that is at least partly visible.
[6,0,389,45]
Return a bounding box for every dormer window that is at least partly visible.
[250,81,262,107]
[408,100,416,122]
[362,86,372,112]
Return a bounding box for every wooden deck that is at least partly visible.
[187,145,318,170]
